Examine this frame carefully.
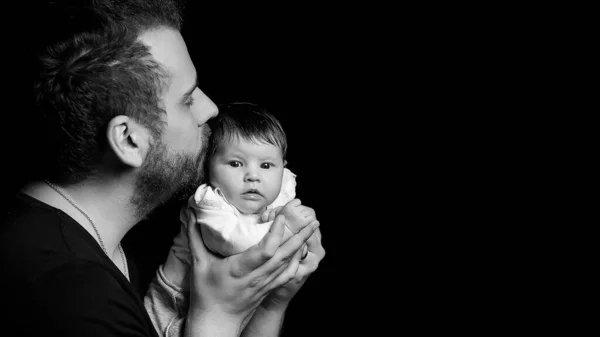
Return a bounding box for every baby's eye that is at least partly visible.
[228,161,242,168]
[261,163,273,169]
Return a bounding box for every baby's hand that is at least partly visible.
[260,206,284,223]
[278,199,316,233]
[264,199,313,259]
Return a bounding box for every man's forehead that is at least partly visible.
[138,27,195,82]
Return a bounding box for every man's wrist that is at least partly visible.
[185,308,244,337]
[259,299,290,313]
[242,305,287,337]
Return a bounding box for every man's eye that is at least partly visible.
[184,97,195,107]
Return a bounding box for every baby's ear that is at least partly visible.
[283,160,288,167]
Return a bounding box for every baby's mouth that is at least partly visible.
[243,189,262,196]
[241,189,263,201]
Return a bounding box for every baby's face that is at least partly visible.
[208,136,284,214]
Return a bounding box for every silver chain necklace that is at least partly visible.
[44,180,129,280]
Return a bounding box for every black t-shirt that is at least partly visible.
[0,193,159,337]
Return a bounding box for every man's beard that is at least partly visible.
[131,127,210,218]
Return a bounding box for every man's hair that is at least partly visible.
[207,102,288,161]
[30,0,185,184]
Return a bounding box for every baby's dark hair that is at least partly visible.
[207,102,288,160]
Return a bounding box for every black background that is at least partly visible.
[2,1,551,334]
[0,2,477,335]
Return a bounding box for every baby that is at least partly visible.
[145,102,314,336]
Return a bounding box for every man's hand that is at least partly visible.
[241,222,325,336]
[261,225,325,311]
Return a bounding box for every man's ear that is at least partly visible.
[106,116,151,168]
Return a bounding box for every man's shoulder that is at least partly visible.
[1,193,68,255]
[1,192,60,229]
[0,193,100,283]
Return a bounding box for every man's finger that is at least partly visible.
[253,220,319,277]
[232,214,286,276]
[305,227,325,260]
[263,247,303,292]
